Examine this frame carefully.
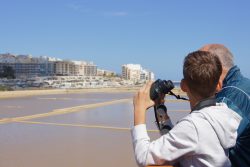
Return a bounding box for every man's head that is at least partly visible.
[181,51,222,103]
[199,44,234,91]
[200,44,234,71]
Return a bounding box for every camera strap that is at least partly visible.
[154,92,188,134]
[169,91,189,101]
[154,105,161,130]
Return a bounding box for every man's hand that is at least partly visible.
[133,81,155,126]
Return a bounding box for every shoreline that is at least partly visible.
[0,87,186,99]
[0,87,138,99]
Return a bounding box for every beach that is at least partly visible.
[0,87,186,99]
[0,89,189,167]
[0,87,138,99]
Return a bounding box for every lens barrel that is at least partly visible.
[150,79,174,101]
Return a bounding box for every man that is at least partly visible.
[131,51,241,167]
[200,44,250,166]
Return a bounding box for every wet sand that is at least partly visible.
[0,87,186,99]
[0,88,139,99]
[0,91,189,167]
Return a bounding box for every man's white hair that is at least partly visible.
[200,44,234,71]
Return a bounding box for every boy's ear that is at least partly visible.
[216,79,223,92]
[181,79,188,92]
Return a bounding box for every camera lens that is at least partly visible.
[150,79,174,101]
[162,80,174,94]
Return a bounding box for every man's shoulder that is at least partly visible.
[216,84,250,104]
[216,81,250,116]
[220,66,250,97]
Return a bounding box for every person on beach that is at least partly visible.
[200,44,250,166]
[131,51,242,167]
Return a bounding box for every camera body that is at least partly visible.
[150,79,174,101]
[150,79,186,135]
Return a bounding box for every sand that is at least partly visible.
[0,87,186,99]
[0,87,136,99]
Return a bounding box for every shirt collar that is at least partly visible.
[223,65,242,86]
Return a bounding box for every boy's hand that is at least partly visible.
[133,81,155,126]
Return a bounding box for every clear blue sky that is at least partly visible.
[1,0,250,80]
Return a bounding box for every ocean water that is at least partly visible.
[0,92,189,167]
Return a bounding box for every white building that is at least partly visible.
[122,64,154,82]
[148,71,155,80]
[0,53,97,78]
[122,64,141,82]
[83,62,97,76]
[54,60,97,76]
[140,69,155,81]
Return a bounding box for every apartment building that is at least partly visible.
[122,64,142,82]
[122,64,154,82]
[54,61,75,76]
[83,62,97,76]
[0,53,97,78]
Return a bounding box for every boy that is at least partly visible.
[131,51,242,167]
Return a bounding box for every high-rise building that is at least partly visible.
[148,71,155,80]
[0,53,55,78]
[122,64,142,82]
[0,53,97,78]
[54,61,75,76]
[53,61,97,76]
[83,62,97,76]
[0,63,47,78]
[72,61,85,76]
[122,64,154,82]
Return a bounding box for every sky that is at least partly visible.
[0,0,250,80]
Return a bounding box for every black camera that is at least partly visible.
[150,79,174,101]
[150,79,187,135]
